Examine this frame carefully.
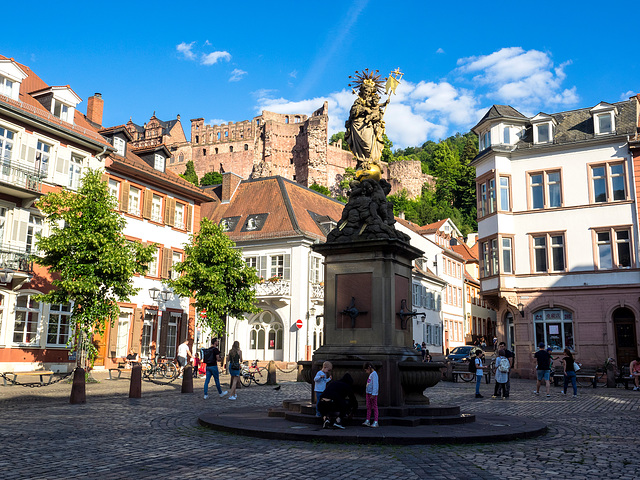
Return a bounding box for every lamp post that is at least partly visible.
[306,305,316,360]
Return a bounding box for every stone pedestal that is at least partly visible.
[307,239,442,407]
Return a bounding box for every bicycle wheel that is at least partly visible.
[253,367,268,385]
[240,372,252,387]
[157,364,168,378]
[459,372,475,382]
[165,362,178,379]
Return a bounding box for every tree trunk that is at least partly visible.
[70,367,86,404]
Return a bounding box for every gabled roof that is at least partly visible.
[418,219,448,234]
[452,242,478,263]
[0,54,111,151]
[473,105,527,132]
[414,263,446,285]
[202,176,345,243]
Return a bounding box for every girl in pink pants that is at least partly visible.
[362,362,379,428]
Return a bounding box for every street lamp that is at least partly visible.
[517,302,525,317]
[149,287,170,302]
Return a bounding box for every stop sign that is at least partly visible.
[296,319,303,329]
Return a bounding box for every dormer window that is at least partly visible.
[531,113,556,145]
[503,126,510,144]
[0,76,15,98]
[113,136,125,156]
[246,217,257,230]
[590,103,617,136]
[0,60,28,101]
[154,153,165,172]
[53,100,71,122]
[537,124,550,143]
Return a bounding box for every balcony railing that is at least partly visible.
[0,160,43,193]
[0,246,34,272]
[310,282,324,299]
[254,280,291,297]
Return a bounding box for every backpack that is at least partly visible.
[468,357,477,373]
[498,357,510,373]
[203,347,217,365]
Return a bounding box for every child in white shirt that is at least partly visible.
[314,361,332,417]
[362,362,379,427]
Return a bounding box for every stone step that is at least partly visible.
[283,411,475,427]
[283,400,460,417]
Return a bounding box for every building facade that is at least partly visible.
[472,98,640,376]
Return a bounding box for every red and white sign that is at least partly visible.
[295,319,303,329]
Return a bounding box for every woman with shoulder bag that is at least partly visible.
[561,348,578,397]
[226,341,243,400]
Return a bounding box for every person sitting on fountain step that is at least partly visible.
[318,373,358,429]
[313,361,332,417]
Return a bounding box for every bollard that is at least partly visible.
[267,360,277,385]
[606,361,616,388]
[181,365,194,393]
[129,364,142,398]
[69,367,86,404]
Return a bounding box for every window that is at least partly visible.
[595,113,613,134]
[116,310,130,357]
[595,227,632,269]
[502,237,513,274]
[68,155,83,190]
[171,251,183,280]
[53,100,71,122]
[536,124,550,143]
[113,136,125,156]
[36,141,51,177]
[151,194,163,223]
[270,255,288,279]
[477,176,497,217]
[310,256,323,284]
[128,186,141,215]
[47,303,71,345]
[26,214,43,254]
[13,294,41,344]
[499,176,510,211]
[108,179,120,200]
[590,162,627,203]
[141,310,155,359]
[166,314,179,358]
[154,154,165,172]
[479,130,491,150]
[245,256,258,270]
[534,308,574,351]
[229,146,233,153]
[174,203,185,229]
[480,239,499,277]
[503,126,510,144]
[531,233,565,273]
[0,127,15,162]
[529,170,562,209]
[148,248,160,277]
[0,76,14,98]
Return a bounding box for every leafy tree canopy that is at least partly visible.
[167,218,260,335]
[180,161,199,186]
[35,169,155,367]
[200,171,223,186]
[309,183,331,196]
[329,131,348,150]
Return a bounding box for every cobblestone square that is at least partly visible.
[1,372,638,479]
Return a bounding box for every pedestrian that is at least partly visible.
[421,342,427,362]
[631,357,640,391]
[533,342,552,397]
[497,341,515,397]
[192,353,200,378]
[492,349,509,399]
[474,349,487,398]
[225,341,242,400]
[318,373,358,429]
[313,361,332,416]
[177,339,192,377]
[362,362,379,427]
[202,338,228,399]
[493,336,498,351]
[561,348,578,397]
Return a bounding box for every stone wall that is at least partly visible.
[387,160,434,197]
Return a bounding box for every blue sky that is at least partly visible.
[4,0,639,149]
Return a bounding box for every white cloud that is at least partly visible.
[204,40,212,46]
[436,48,445,54]
[289,70,298,79]
[201,51,231,65]
[620,90,636,100]
[176,42,196,61]
[229,69,247,82]
[207,118,227,126]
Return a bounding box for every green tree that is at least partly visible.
[432,143,460,206]
[181,161,199,186]
[167,218,260,335]
[329,131,348,150]
[200,171,223,186]
[381,134,394,164]
[35,169,155,369]
[309,183,331,196]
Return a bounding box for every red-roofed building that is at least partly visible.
[202,173,345,362]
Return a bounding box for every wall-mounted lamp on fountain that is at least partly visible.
[149,287,170,302]
[397,299,426,330]
[517,301,525,317]
[0,268,15,284]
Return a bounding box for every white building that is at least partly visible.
[472,98,640,374]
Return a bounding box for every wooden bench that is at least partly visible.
[552,366,598,388]
[452,365,491,383]
[615,366,636,389]
[3,370,55,386]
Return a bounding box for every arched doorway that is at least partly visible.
[613,307,637,367]
[248,310,284,361]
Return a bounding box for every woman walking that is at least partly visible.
[561,348,578,397]
[226,341,243,400]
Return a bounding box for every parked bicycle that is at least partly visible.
[141,356,178,379]
[240,360,268,387]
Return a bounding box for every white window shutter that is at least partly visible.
[11,209,30,245]
[284,254,291,280]
[55,149,69,174]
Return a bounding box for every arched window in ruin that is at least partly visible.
[244,144,248,151]
[217,132,221,141]
[229,146,233,153]
[285,116,289,124]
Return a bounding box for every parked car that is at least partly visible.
[446,345,483,363]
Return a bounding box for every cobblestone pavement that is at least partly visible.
[1,370,639,480]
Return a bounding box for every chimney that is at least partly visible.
[86,93,104,126]
[221,172,243,203]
